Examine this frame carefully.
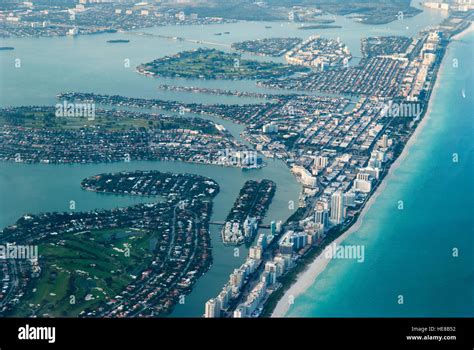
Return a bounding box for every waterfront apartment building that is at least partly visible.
[279,230,308,252]
[230,268,245,290]
[249,245,263,260]
[292,165,317,188]
[353,173,373,193]
[217,287,232,310]
[204,298,221,318]
[330,191,346,225]
[315,200,329,227]
[343,191,356,208]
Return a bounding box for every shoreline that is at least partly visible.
[451,22,473,40]
[271,30,458,318]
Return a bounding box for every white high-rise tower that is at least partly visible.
[330,191,345,225]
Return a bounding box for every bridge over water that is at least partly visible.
[209,221,270,229]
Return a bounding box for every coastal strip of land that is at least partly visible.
[202,11,473,319]
[271,21,471,318]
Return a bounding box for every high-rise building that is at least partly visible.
[256,233,267,250]
[330,191,345,225]
[290,231,308,251]
[315,223,325,239]
[233,306,246,318]
[249,245,263,260]
[353,173,372,193]
[380,134,389,148]
[279,240,294,255]
[243,216,257,238]
[371,149,387,163]
[363,166,380,180]
[343,191,356,207]
[315,200,329,226]
[270,220,276,235]
[279,230,308,252]
[276,220,283,233]
[230,268,244,290]
[204,298,221,318]
[315,155,328,169]
[217,286,231,310]
[264,262,278,285]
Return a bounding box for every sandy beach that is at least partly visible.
[452,22,473,40]
[270,25,466,317]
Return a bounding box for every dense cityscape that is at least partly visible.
[0,0,472,338]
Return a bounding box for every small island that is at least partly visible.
[136,48,309,80]
[221,179,276,245]
[298,24,343,30]
[106,39,130,44]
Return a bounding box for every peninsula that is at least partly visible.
[0,171,219,317]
